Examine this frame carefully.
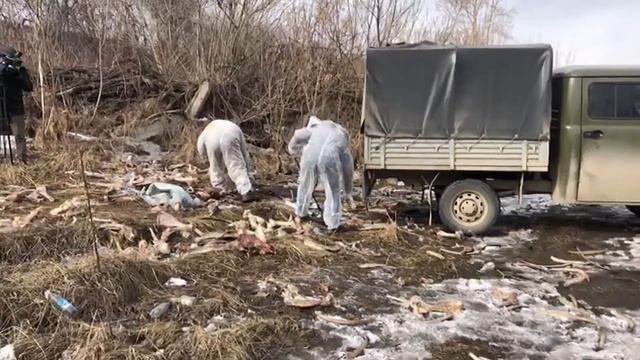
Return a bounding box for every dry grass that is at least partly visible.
[0,142,117,187]
[0,224,97,264]
[11,316,300,360]
[0,255,174,329]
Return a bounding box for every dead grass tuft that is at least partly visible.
[0,224,96,264]
[0,255,174,330]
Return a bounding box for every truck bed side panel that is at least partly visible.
[364,137,549,172]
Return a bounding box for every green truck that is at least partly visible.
[361,43,640,234]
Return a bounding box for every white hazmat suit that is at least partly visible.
[197,119,254,196]
[288,117,354,230]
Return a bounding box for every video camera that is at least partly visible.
[0,48,23,72]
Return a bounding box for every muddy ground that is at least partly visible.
[0,142,639,360]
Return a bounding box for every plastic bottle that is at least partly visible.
[149,301,172,319]
[44,290,79,317]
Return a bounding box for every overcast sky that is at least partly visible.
[509,0,640,66]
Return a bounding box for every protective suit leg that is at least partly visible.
[295,162,317,218]
[339,148,354,202]
[220,135,252,195]
[319,152,342,230]
[208,147,234,191]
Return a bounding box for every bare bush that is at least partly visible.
[0,0,514,153]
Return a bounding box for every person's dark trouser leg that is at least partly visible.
[10,114,27,163]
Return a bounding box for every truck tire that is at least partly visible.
[627,206,640,218]
[438,179,500,235]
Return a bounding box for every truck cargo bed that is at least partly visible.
[364,137,549,172]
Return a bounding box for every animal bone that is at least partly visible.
[302,237,341,253]
[315,312,371,326]
[156,211,192,231]
[50,197,84,216]
[436,230,465,241]
[491,288,519,308]
[550,256,588,266]
[359,263,396,270]
[551,267,590,287]
[243,210,266,229]
[282,285,333,308]
[426,250,445,260]
[12,207,42,228]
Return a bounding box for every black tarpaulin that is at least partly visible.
[363,43,552,140]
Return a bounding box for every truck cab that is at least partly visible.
[361,44,640,234]
[552,66,640,215]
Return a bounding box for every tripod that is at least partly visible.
[0,82,14,164]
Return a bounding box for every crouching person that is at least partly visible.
[288,116,354,230]
[197,119,255,202]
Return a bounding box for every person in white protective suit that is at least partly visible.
[197,119,255,202]
[288,116,354,230]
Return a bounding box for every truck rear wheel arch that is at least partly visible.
[438,179,500,235]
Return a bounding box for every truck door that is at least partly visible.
[578,78,640,203]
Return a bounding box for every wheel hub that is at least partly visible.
[453,192,486,223]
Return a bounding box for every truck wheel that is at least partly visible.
[627,206,640,218]
[438,179,500,235]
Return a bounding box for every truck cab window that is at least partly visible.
[589,82,640,119]
[615,84,640,118]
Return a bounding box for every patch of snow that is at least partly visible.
[593,236,640,271]
[296,278,640,360]
[473,229,538,261]
[501,194,556,215]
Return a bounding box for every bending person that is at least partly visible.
[197,119,255,202]
[288,116,354,230]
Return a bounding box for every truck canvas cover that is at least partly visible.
[363,43,552,140]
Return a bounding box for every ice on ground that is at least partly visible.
[501,194,557,215]
[501,194,635,220]
[296,278,640,360]
[592,236,640,271]
[472,229,537,261]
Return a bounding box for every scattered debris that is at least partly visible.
[550,256,588,267]
[436,230,465,241]
[0,344,15,360]
[98,220,136,247]
[237,233,274,255]
[171,295,196,307]
[478,262,496,273]
[186,82,212,120]
[302,237,341,253]
[139,183,202,211]
[156,211,193,231]
[550,267,590,287]
[149,301,173,319]
[45,290,79,318]
[568,249,606,256]
[491,288,519,308]
[165,277,189,288]
[346,336,368,359]
[282,284,333,308]
[12,207,40,228]
[315,312,372,326]
[67,132,100,142]
[194,231,230,243]
[50,197,85,217]
[358,263,396,270]
[388,295,464,318]
[426,250,445,260]
[469,352,491,360]
[2,186,54,204]
[543,309,597,325]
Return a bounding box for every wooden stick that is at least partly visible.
[80,151,101,272]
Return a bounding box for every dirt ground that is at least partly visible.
[0,141,639,360]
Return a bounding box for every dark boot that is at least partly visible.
[241,191,255,203]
